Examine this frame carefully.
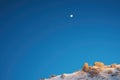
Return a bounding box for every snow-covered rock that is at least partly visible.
[43,62,120,80]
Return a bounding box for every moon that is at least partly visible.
[70,14,74,18]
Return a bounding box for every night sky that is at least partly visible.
[1,0,120,80]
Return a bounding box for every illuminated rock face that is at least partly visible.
[43,62,120,80]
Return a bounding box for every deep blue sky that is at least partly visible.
[1,0,120,80]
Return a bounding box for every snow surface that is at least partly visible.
[44,64,120,80]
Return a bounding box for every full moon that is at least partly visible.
[70,14,74,18]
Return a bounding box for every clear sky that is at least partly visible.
[1,0,120,80]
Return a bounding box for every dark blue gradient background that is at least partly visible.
[1,0,120,80]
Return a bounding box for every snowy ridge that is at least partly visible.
[43,62,120,80]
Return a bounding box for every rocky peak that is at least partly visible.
[42,62,120,80]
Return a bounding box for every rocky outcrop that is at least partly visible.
[82,63,89,72]
[43,62,120,80]
[94,62,104,68]
[111,64,117,68]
